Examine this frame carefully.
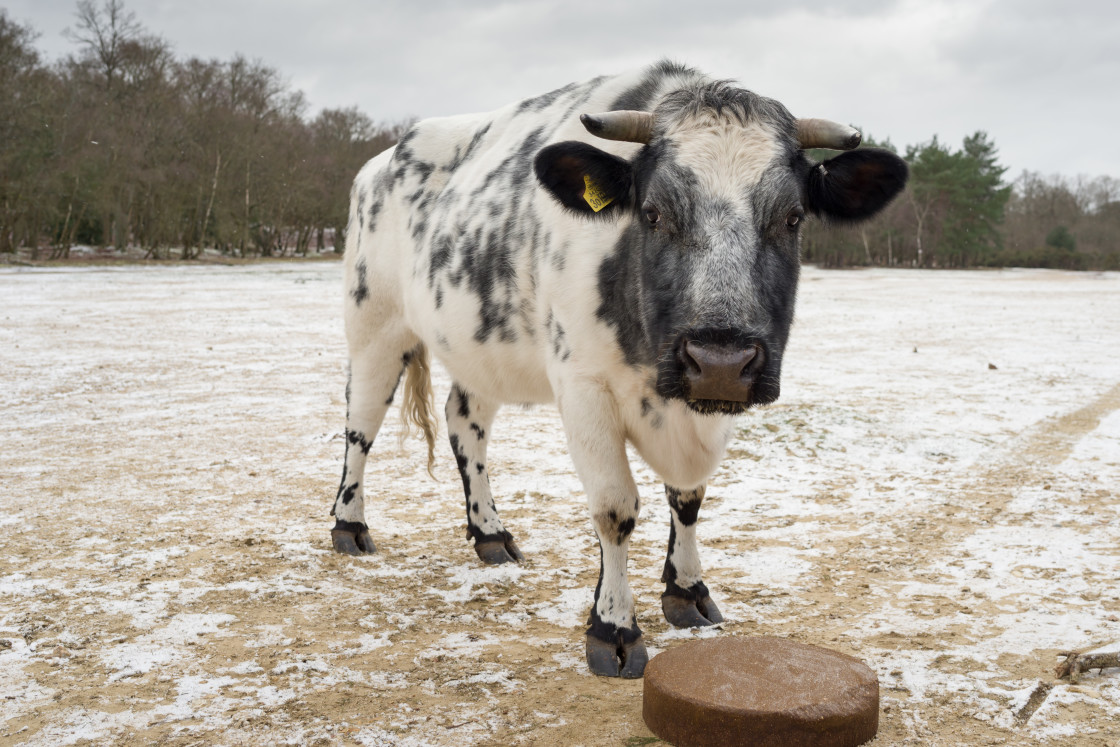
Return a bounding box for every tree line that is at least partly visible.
[802,135,1120,270]
[0,1,405,259]
[2,2,1118,268]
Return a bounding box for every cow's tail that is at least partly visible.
[400,343,437,478]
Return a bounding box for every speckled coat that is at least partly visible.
[327,60,908,678]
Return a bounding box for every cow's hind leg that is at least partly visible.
[330,340,420,555]
[661,485,724,627]
[445,383,523,565]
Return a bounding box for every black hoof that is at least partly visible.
[474,534,524,565]
[662,594,723,628]
[331,527,376,555]
[620,637,648,679]
[586,634,648,678]
[699,595,724,624]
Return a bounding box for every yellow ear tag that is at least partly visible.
[583,174,614,212]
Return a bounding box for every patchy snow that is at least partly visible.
[1,262,1119,745]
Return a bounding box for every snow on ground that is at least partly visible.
[1,262,1118,745]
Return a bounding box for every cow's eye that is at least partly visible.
[786,208,804,228]
[644,206,661,226]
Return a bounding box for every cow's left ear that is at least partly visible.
[534,141,632,219]
[804,147,908,223]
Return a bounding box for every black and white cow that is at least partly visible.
[329,61,907,678]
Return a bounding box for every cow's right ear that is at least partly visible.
[534,142,632,219]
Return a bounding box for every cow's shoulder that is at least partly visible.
[394,112,496,178]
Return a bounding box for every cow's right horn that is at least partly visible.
[796,119,862,151]
[580,111,654,144]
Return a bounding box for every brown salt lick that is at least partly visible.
[643,636,879,747]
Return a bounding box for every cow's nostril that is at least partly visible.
[741,344,764,376]
[738,345,758,376]
[681,340,704,375]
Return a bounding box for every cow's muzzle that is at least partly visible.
[656,329,780,414]
[680,338,766,403]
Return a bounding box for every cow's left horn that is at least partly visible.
[580,111,654,144]
[796,119,862,150]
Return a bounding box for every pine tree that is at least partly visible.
[902,133,1010,267]
[950,132,1010,265]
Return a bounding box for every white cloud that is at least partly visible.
[7,0,1119,176]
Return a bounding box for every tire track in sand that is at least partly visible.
[941,380,1120,533]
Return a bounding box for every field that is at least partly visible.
[2,262,1119,746]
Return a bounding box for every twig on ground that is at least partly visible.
[1054,651,1120,684]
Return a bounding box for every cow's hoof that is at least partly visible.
[662,594,723,628]
[474,535,524,565]
[698,595,724,623]
[331,528,376,555]
[586,634,648,679]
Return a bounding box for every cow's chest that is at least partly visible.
[626,397,735,490]
[594,368,737,490]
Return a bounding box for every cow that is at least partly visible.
[328,61,907,678]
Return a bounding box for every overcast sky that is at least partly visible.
[7,0,1117,179]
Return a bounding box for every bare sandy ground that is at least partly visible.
[1,262,1118,746]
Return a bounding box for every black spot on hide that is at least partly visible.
[454,386,471,418]
[595,245,646,366]
[516,82,577,113]
[384,369,404,405]
[345,365,352,418]
[667,486,702,526]
[428,236,453,287]
[346,429,373,455]
[350,257,369,306]
[367,197,383,233]
[449,433,471,504]
[616,517,635,545]
[340,482,359,505]
[444,123,492,172]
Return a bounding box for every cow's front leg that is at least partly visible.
[661,485,724,627]
[559,385,647,678]
[445,383,523,565]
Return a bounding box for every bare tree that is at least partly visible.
[0,11,54,256]
[64,0,143,92]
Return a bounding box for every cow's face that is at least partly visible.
[536,83,908,415]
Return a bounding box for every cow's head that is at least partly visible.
[535,81,908,414]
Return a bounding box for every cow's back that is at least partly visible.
[346,63,708,404]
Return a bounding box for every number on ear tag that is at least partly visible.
[583,175,614,212]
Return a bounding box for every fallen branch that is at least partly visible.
[1054,651,1120,684]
